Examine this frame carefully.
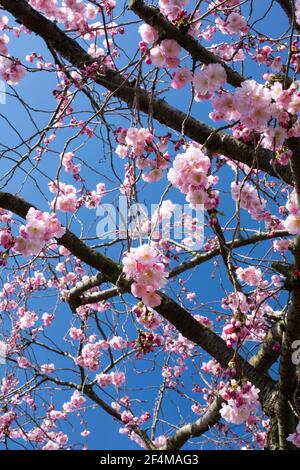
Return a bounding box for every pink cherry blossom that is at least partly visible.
[236,266,263,286]
[69,327,85,341]
[111,371,126,388]
[75,341,102,371]
[19,310,38,330]
[122,243,168,307]
[220,380,260,425]
[138,24,158,44]
[0,58,26,85]
[109,336,127,350]
[158,0,189,21]
[296,1,300,25]
[42,312,54,326]
[168,144,219,210]
[63,390,86,414]
[284,212,300,235]
[49,182,78,213]
[13,208,65,257]
[193,64,226,100]
[287,421,300,448]
[150,39,181,69]
[273,239,290,252]
[233,80,274,130]
[171,67,193,89]
[231,181,266,221]
[96,373,112,387]
[218,12,249,35]
[0,0,298,452]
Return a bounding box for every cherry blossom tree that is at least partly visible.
[0,0,300,451]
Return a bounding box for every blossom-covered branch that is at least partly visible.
[0,0,292,184]
[0,190,275,404]
[129,0,244,88]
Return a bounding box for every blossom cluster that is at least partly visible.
[122,244,168,308]
[158,0,189,21]
[222,291,249,315]
[0,17,27,85]
[130,331,164,359]
[139,20,227,94]
[28,0,98,30]
[75,340,103,371]
[18,308,38,330]
[220,380,260,425]
[62,390,86,413]
[193,64,227,101]
[49,181,78,213]
[115,127,171,183]
[236,266,263,286]
[139,24,227,95]
[168,144,219,210]
[150,39,181,69]
[61,151,81,178]
[229,80,274,131]
[216,12,249,36]
[287,421,300,448]
[96,371,126,388]
[221,288,275,347]
[13,208,65,257]
[116,127,153,158]
[132,304,162,330]
[284,190,300,235]
[0,42,26,85]
[222,317,250,348]
[212,79,300,145]
[48,180,106,212]
[231,181,266,221]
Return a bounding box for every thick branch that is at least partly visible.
[0,0,292,184]
[78,287,121,306]
[163,396,223,450]
[249,322,283,374]
[128,0,244,88]
[67,272,107,312]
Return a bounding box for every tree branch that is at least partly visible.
[0,0,292,184]
[169,230,290,278]
[0,190,276,408]
[128,0,244,88]
[249,322,284,375]
[163,396,223,450]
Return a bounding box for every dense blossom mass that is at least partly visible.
[0,0,300,453]
[220,381,260,425]
[122,244,168,307]
[13,208,66,257]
